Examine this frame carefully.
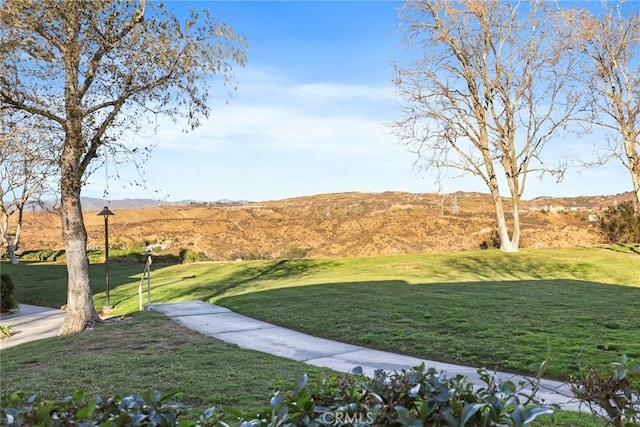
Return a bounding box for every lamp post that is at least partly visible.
[97,206,115,312]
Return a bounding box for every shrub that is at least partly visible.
[7,361,636,427]
[152,254,180,264]
[0,273,18,313]
[245,364,554,427]
[283,247,309,259]
[179,248,205,263]
[570,354,640,427]
[228,252,273,261]
[0,390,225,427]
[1,365,554,426]
[598,202,640,244]
[19,249,60,262]
[479,229,501,250]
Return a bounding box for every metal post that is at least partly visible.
[146,255,152,307]
[97,207,115,312]
[104,213,110,308]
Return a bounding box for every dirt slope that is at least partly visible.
[17,191,634,260]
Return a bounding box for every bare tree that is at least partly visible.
[0,0,246,333]
[559,2,640,211]
[0,116,58,263]
[393,0,582,252]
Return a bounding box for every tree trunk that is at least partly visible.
[58,13,102,335]
[628,141,640,215]
[510,196,521,250]
[58,184,103,334]
[58,142,102,335]
[7,206,23,264]
[0,211,9,259]
[7,245,17,264]
[489,185,518,253]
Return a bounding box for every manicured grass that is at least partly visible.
[0,310,326,418]
[220,279,640,380]
[0,310,598,426]
[2,248,634,425]
[2,247,638,380]
[0,261,143,309]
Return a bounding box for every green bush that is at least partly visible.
[6,360,636,426]
[0,365,555,426]
[0,389,225,427]
[20,249,60,262]
[283,247,309,259]
[227,252,272,261]
[598,202,640,244]
[244,364,553,427]
[151,254,180,264]
[179,249,208,263]
[0,273,18,313]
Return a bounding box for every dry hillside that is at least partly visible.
[17,191,634,260]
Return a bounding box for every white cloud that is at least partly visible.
[83,66,634,202]
[150,69,400,158]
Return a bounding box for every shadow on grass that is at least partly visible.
[203,259,289,299]
[170,259,342,302]
[217,278,640,379]
[1,261,152,308]
[213,259,341,297]
[440,253,598,281]
[2,258,343,311]
[601,244,640,256]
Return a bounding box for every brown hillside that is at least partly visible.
[17,191,634,260]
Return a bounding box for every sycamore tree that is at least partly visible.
[392,0,583,252]
[0,115,58,264]
[0,0,246,334]
[559,2,640,211]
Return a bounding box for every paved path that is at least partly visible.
[1,301,583,411]
[0,304,65,350]
[148,301,582,411]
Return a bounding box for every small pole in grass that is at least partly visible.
[97,206,115,313]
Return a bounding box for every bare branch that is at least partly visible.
[392,0,583,251]
[557,2,640,206]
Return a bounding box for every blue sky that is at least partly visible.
[83,1,634,203]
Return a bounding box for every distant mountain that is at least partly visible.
[80,197,252,211]
[80,197,169,211]
[18,190,635,259]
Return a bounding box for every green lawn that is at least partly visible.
[0,310,327,418]
[3,247,636,425]
[2,247,638,380]
[0,310,598,426]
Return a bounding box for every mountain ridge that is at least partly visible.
[17,190,635,260]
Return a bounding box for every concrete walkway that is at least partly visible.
[148,301,583,411]
[0,304,65,350]
[0,301,583,411]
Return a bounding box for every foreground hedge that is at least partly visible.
[1,364,554,426]
[3,358,640,426]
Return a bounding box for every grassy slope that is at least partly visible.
[0,311,597,426]
[0,310,326,417]
[3,248,635,425]
[2,247,638,379]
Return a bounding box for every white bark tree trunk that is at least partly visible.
[489,186,518,253]
[625,137,640,214]
[7,245,17,264]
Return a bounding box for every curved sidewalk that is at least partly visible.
[148,301,583,411]
[0,304,65,350]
